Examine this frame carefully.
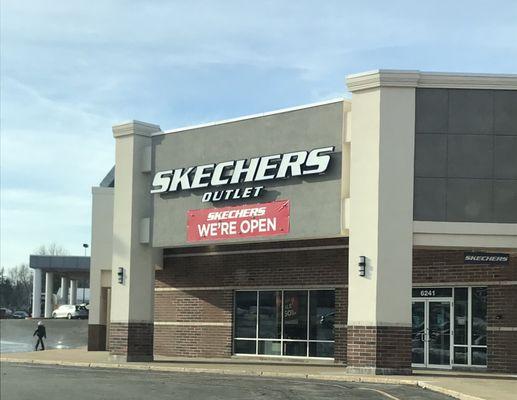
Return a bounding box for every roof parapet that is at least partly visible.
[346,69,517,92]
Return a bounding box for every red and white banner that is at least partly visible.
[187,200,290,242]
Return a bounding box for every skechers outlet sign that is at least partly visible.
[150,146,335,202]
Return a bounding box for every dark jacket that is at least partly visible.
[33,325,46,338]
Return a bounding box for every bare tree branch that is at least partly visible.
[34,242,69,256]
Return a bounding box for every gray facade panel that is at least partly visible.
[151,102,344,247]
[414,178,447,221]
[446,179,493,222]
[449,89,493,134]
[493,180,517,223]
[414,88,517,223]
[447,135,493,179]
[494,90,517,134]
[415,89,448,133]
[494,136,517,179]
[414,134,447,177]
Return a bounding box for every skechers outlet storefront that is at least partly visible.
[87,70,517,374]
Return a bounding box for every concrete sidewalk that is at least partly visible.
[2,348,516,400]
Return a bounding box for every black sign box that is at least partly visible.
[412,288,453,298]
[464,252,510,265]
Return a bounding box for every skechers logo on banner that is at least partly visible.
[150,146,334,202]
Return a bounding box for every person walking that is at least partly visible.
[33,320,46,351]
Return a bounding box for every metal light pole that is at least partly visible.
[82,243,89,256]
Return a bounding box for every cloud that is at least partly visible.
[1,0,517,268]
[1,188,91,266]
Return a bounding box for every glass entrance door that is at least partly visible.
[428,301,451,367]
[411,300,452,368]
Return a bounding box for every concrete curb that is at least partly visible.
[417,382,486,400]
[0,357,486,400]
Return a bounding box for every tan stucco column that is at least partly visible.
[345,71,417,374]
[109,120,161,362]
[88,187,114,351]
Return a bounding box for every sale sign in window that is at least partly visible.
[187,200,290,242]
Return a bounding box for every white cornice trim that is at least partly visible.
[413,281,517,287]
[154,321,231,327]
[346,70,517,92]
[413,222,517,250]
[413,221,517,236]
[112,120,162,138]
[347,70,420,91]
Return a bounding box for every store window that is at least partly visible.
[234,289,335,358]
[471,287,487,366]
[453,288,468,365]
[452,287,487,367]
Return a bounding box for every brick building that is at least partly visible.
[87,70,517,374]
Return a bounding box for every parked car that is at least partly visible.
[51,304,89,319]
[0,308,13,319]
[12,310,30,319]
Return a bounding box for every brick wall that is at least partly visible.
[346,326,412,374]
[376,327,412,369]
[413,249,517,283]
[155,290,233,324]
[334,287,348,362]
[157,238,348,289]
[154,238,349,361]
[488,331,517,373]
[487,285,517,327]
[155,325,232,358]
[109,322,154,360]
[154,289,233,358]
[414,248,517,373]
[152,242,515,372]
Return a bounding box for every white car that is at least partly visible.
[51,304,89,319]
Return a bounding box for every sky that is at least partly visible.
[1,0,517,269]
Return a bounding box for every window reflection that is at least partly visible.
[472,347,487,366]
[454,346,468,365]
[235,291,257,339]
[472,287,487,346]
[258,291,281,339]
[454,288,468,345]
[234,289,335,358]
[283,291,308,340]
[310,290,335,341]
[412,302,425,364]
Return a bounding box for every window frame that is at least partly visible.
[452,286,487,368]
[233,288,335,359]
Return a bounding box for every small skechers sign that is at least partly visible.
[464,252,510,265]
[187,200,290,242]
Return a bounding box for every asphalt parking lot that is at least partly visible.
[0,363,453,400]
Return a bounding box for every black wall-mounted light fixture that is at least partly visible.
[358,256,366,277]
[117,267,124,284]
